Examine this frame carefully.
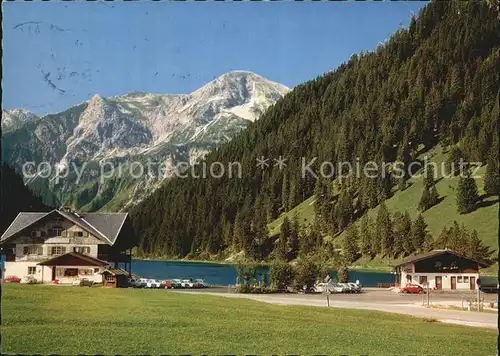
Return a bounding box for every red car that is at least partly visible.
[3,275,21,283]
[401,283,425,294]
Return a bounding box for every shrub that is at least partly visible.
[293,258,318,291]
[269,260,294,291]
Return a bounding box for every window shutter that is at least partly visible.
[48,248,53,256]
[61,247,66,254]
[61,231,67,237]
[83,231,89,237]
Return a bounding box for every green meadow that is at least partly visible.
[1,284,497,355]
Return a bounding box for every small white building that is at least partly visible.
[393,249,488,291]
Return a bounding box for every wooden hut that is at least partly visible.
[101,267,129,288]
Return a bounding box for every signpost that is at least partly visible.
[476,278,482,311]
[323,289,331,307]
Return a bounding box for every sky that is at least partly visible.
[2,1,426,116]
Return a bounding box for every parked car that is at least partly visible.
[80,278,94,287]
[400,283,425,294]
[193,279,208,288]
[332,283,349,293]
[181,279,194,288]
[128,278,137,287]
[310,282,332,293]
[132,278,148,288]
[347,282,362,293]
[145,279,162,289]
[3,275,21,283]
[170,279,182,288]
[162,280,174,289]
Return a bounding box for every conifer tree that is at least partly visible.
[343,224,359,264]
[411,214,428,252]
[375,202,393,256]
[456,168,479,213]
[276,216,291,260]
[484,134,499,195]
[419,163,439,211]
[288,214,300,260]
[281,175,289,212]
[391,212,405,257]
[446,146,464,176]
[397,135,411,191]
[359,214,373,257]
[401,211,414,255]
[467,229,492,262]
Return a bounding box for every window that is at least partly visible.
[75,231,84,237]
[28,266,37,275]
[94,268,99,273]
[457,276,463,283]
[79,268,93,276]
[105,274,115,282]
[73,246,91,254]
[56,268,65,277]
[464,276,469,283]
[406,275,412,282]
[419,276,427,285]
[64,268,78,277]
[23,245,43,255]
[50,246,66,256]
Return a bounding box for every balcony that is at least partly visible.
[16,254,51,262]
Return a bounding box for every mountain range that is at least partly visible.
[1,71,290,211]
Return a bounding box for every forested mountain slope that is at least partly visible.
[130,1,499,262]
[0,164,52,234]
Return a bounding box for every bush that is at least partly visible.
[293,258,318,291]
[235,284,277,294]
[269,260,294,291]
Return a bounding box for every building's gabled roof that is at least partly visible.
[37,252,109,267]
[392,249,489,268]
[0,209,128,246]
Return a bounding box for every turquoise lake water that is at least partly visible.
[129,259,395,287]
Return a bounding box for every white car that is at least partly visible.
[132,278,148,288]
[331,284,348,293]
[181,279,194,288]
[145,279,162,289]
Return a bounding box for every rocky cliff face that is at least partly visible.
[2,71,290,211]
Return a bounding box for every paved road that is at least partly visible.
[176,289,498,329]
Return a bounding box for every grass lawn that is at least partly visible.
[1,284,497,355]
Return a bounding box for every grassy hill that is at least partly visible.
[268,145,499,268]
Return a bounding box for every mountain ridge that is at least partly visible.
[2,71,290,211]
